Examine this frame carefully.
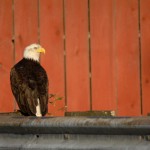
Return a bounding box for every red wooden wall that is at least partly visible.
[0,0,150,116]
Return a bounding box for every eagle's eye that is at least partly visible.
[33,47,37,49]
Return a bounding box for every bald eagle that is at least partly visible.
[10,44,48,117]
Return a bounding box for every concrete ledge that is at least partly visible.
[0,115,150,135]
[0,115,150,149]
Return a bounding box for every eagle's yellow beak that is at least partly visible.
[36,48,45,54]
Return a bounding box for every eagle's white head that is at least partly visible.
[23,43,45,62]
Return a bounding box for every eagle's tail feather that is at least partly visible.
[36,98,42,117]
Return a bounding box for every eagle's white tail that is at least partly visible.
[36,98,42,117]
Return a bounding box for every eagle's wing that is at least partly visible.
[10,67,48,116]
[36,67,49,116]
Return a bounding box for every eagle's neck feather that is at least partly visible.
[23,51,40,62]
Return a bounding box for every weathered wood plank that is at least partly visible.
[0,0,14,112]
[40,0,65,116]
[116,0,141,116]
[14,0,39,62]
[65,0,90,111]
[140,0,150,116]
[90,0,116,111]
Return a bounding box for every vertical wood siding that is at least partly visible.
[141,0,150,116]
[40,0,65,116]
[65,0,90,111]
[0,0,150,116]
[90,0,116,111]
[116,0,141,116]
[0,0,14,112]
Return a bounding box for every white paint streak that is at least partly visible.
[36,98,42,117]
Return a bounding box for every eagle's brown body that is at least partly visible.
[10,58,48,116]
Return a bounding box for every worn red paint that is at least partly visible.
[141,0,150,116]
[0,0,14,112]
[40,0,65,116]
[65,0,90,111]
[116,0,141,116]
[91,0,116,111]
